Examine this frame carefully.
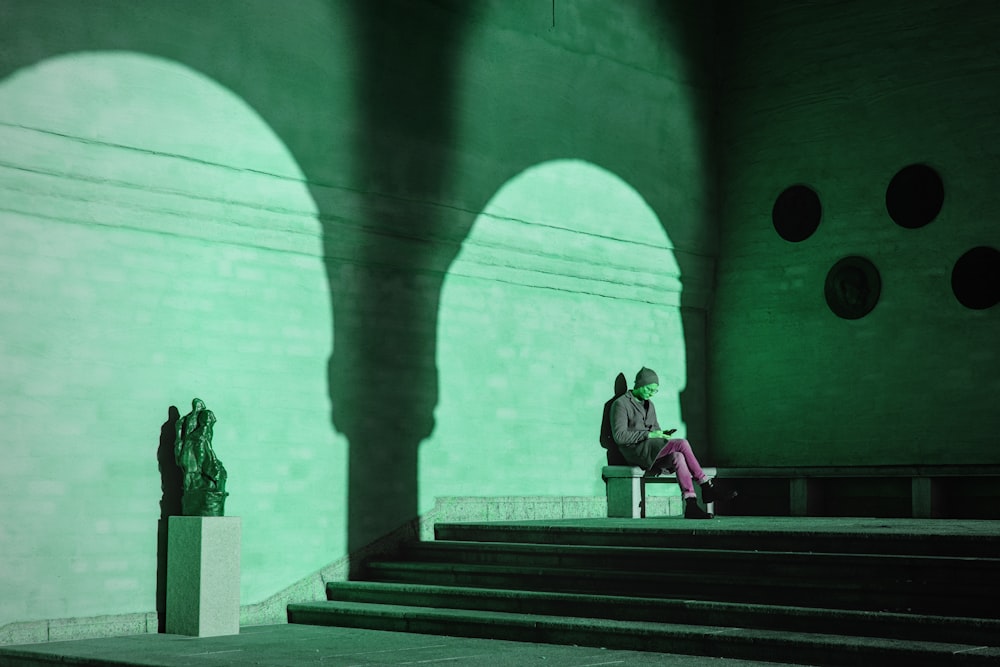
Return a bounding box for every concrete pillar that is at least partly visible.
[912,477,942,518]
[166,516,241,637]
[606,476,643,518]
[790,478,810,516]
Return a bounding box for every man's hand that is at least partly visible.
[649,429,677,439]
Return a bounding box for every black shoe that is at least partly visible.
[684,497,713,519]
[700,479,737,504]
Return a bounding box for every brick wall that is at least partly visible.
[711,1,1000,465]
[0,49,344,634]
[0,1,716,636]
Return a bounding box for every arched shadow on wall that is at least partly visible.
[303,0,719,553]
[0,0,466,581]
[422,158,691,506]
[155,405,182,632]
[324,0,474,553]
[0,0,720,575]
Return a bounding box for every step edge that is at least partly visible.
[287,600,1000,656]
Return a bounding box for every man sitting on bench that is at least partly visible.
[610,367,735,519]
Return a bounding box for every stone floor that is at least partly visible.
[0,623,791,667]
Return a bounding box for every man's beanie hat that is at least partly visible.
[635,367,659,387]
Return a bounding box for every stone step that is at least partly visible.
[393,540,999,592]
[322,580,1000,646]
[286,599,1000,666]
[288,519,1000,661]
[432,519,1000,557]
[361,558,994,617]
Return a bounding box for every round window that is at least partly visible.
[885,164,944,229]
[952,246,1000,310]
[772,184,821,242]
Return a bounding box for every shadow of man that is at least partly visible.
[599,372,629,466]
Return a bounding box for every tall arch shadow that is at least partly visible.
[0,0,722,579]
[323,0,474,553]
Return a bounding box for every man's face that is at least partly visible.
[634,383,659,400]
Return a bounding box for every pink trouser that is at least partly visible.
[652,438,707,499]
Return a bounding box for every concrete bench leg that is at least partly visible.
[790,478,810,516]
[912,477,942,518]
[606,476,643,518]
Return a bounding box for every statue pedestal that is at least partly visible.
[166,516,241,637]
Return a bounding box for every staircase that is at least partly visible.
[287,517,1000,665]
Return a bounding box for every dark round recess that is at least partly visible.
[952,246,1000,310]
[772,185,822,242]
[825,256,882,320]
[885,164,944,229]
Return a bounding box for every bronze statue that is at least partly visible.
[174,398,228,516]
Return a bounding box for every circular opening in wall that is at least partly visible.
[952,246,1000,310]
[885,163,944,229]
[825,256,881,320]
[772,184,821,242]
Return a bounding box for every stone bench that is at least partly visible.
[602,466,717,518]
[712,466,1000,518]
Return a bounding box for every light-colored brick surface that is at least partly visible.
[0,52,344,634]
[8,0,992,646]
[0,3,714,639]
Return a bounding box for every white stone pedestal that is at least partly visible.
[166,516,241,637]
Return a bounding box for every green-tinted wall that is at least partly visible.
[7,0,995,639]
[711,1,1000,465]
[0,0,718,635]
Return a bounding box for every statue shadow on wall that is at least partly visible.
[155,405,182,633]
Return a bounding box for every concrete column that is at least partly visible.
[790,478,810,516]
[606,476,643,518]
[911,477,941,518]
